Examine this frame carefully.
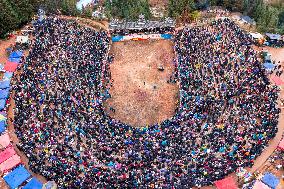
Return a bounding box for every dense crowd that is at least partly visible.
[13,17,280,188]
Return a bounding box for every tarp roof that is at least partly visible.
[262,172,280,189]
[263,63,275,70]
[4,72,13,80]
[278,138,284,151]
[0,154,21,173]
[271,75,284,86]
[0,80,10,89]
[0,113,6,121]
[8,57,21,63]
[0,133,10,149]
[215,177,238,189]
[4,165,31,189]
[0,99,6,110]
[253,180,270,189]
[0,89,10,99]
[0,120,6,134]
[266,33,282,40]
[16,36,29,44]
[241,16,255,24]
[250,32,264,39]
[23,177,43,189]
[4,61,19,72]
[0,145,16,164]
[9,51,23,59]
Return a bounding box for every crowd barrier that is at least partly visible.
[112,33,173,42]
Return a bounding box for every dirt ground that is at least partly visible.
[104,40,178,127]
[149,0,168,7]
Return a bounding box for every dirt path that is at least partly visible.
[59,15,108,31]
[247,47,284,188]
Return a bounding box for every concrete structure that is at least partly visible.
[109,15,175,32]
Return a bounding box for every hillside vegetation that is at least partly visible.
[0,0,284,38]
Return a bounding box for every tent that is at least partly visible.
[271,75,284,86]
[278,138,284,151]
[0,133,10,149]
[250,32,264,39]
[266,33,282,41]
[4,61,19,72]
[263,63,275,70]
[0,99,6,110]
[0,80,10,89]
[9,51,23,59]
[4,165,31,189]
[262,172,280,189]
[8,57,21,63]
[16,36,29,44]
[4,72,13,80]
[240,16,256,25]
[253,180,270,189]
[214,177,238,189]
[0,154,21,173]
[0,120,6,134]
[0,113,6,121]
[42,181,57,189]
[0,146,16,164]
[0,89,10,99]
[22,178,43,189]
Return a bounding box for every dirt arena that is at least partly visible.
[104,40,179,127]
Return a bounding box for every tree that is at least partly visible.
[104,0,151,20]
[82,6,93,18]
[0,0,21,38]
[190,10,200,21]
[61,0,78,16]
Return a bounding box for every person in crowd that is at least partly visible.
[13,17,279,188]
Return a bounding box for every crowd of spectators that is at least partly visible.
[12,17,280,188]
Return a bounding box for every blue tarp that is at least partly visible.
[0,80,10,89]
[4,72,13,79]
[0,89,9,99]
[9,51,23,59]
[4,165,31,189]
[9,57,21,63]
[0,120,6,134]
[161,34,173,39]
[0,99,6,110]
[263,63,275,70]
[262,172,280,189]
[112,35,123,42]
[22,178,43,189]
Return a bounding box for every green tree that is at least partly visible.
[82,6,93,18]
[0,0,20,38]
[61,0,78,16]
[104,0,151,20]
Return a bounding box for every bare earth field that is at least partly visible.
[104,40,179,127]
